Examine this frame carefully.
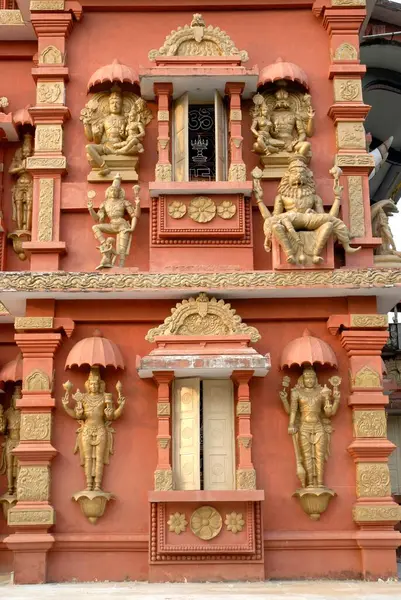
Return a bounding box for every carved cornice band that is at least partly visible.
[0,268,401,294]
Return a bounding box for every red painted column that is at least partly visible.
[4,317,63,584]
[153,371,174,491]
[328,314,401,580]
[225,83,246,182]
[232,370,255,489]
[154,83,173,183]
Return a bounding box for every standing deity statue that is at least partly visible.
[253,156,360,266]
[87,174,141,269]
[80,85,152,180]
[62,367,125,492]
[0,386,22,496]
[9,133,34,233]
[371,199,401,266]
[280,368,341,489]
[251,88,314,178]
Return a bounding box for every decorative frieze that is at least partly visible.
[336,154,374,168]
[336,122,365,149]
[8,508,55,526]
[17,466,50,502]
[353,410,386,438]
[20,414,52,441]
[15,317,54,330]
[356,463,391,498]
[26,156,67,170]
[350,314,388,328]
[331,0,365,5]
[334,79,362,102]
[30,1,65,10]
[36,82,64,105]
[35,125,63,152]
[0,10,23,25]
[353,505,401,522]
[37,179,54,242]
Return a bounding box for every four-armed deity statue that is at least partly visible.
[251,87,314,178]
[87,173,141,269]
[8,133,34,260]
[0,386,21,497]
[280,367,341,519]
[62,367,125,493]
[253,155,360,267]
[80,85,152,181]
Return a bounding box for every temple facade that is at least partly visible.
[0,0,401,585]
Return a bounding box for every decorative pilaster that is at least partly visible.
[4,317,64,584]
[153,371,174,490]
[321,4,379,267]
[226,83,246,182]
[328,313,401,580]
[232,370,256,489]
[154,83,173,183]
[23,4,80,270]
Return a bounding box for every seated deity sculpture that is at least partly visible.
[80,85,152,181]
[87,174,141,269]
[253,155,360,267]
[251,87,314,178]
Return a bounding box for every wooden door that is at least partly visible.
[203,379,235,490]
[173,378,200,490]
[173,93,189,182]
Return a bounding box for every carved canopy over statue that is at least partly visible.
[253,155,360,267]
[80,83,152,182]
[148,13,249,62]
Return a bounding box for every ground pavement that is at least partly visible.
[1,581,401,599]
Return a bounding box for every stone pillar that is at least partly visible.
[24,4,80,270]
[226,83,246,182]
[320,3,378,267]
[328,313,401,580]
[153,371,174,490]
[4,317,62,584]
[232,370,256,489]
[154,83,173,183]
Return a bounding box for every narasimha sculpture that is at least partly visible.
[253,155,360,267]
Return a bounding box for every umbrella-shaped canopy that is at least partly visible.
[87,59,139,93]
[65,330,125,370]
[259,57,309,90]
[280,329,337,369]
[13,106,33,128]
[0,353,23,383]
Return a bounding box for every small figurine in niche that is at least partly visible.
[87,174,141,269]
[62,367,125,492]
[8,133,34,259]
[0,386,21,496]
[96,237,118,270]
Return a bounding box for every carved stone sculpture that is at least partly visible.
[251,88,314,178]
[371,199,401,267]
[280,369,341,519]
[8,133,34,260]
[80,85,152,181]
[253,156,360,267]
[87,174,141,269]
[0,386,21,519]
[62,367,125,523]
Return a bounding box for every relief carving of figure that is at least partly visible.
[80,85,152,181]
[0,386,21,496]
[253,156,360,266]
[62,367,125,492]
[371,199,401,266]
[9,133,34,233]
[251,88,314,178]
[280,369,341,490]
[87,174,141,269]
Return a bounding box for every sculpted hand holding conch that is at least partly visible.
[62,367,125,492]
[280,368,341,489]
